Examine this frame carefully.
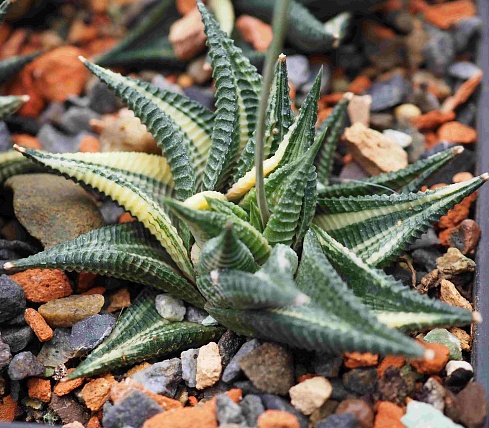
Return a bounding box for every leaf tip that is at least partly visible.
[278,53,286,62]
[78,55,88,64]
[20,95,30,103]
[294,293,310,306]
[451,145,464,155]
[423,348,435,361]
[3,261,15,270]
[473,310,483,324]
[12,144,25,153]
[481,173,489,182]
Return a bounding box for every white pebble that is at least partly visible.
[383,129,413,148]
[445,360,473,377]
[155,294,186,321]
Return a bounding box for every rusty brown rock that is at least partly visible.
[446,219,481,255]
[11,269,72,303]
[169,7,206,61]
[440,279,473,311]
[5,174,104,249]
[81,374,116,412]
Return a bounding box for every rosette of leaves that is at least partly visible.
[1,1,485,378]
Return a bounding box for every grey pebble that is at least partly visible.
[181,348,199,388]
[0,122,11,151]
[448,62,481,80]
[343,368,377,396]
[37,124,81,153]
[241,394,265,427]
[8,351,45,380]
[88,81,118,114]
[102,390,163,428]
[452,16,483,53]
[0,325,33,353]
[317,413,360,428]
[0,335,11,369]
[37,328,76,368]
[69,313,116,355]
[185,305,209,324]
[286,55,310,89]
[222,339,260,383]
[216,393,246,426]
[132,358,182,397]
[260,394,308,428]
[366,73,409,112]
[60,106,99,135]
[422,28,455,76]
[312,353,343,378]
[0,274,26,323]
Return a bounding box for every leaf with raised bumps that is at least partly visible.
[314,174,488,266]
[312,226,476,330]
[68,287,224,379]
[0,150,41,183]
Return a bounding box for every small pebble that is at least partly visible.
[402,400,462,427]
[317,413,360,428]
[436,247,476,277]
[181,348,199,388]
[290,376,332,415]
[10,269,72,303]
[102,390,163,428]
[38,294,105,328]
[8,351,45,380]
[454,382,488,428]
[366,73,408,112]
[216,393,246,425]
[422,27,455,76]
[241,394,265,427]
[335,399,374,428]
[446,360,473,377]
[107,288,131,312]
[49,394,90,425]
[239,342,294,396]
[449,327,472,352]
[185,306,209,324]
[196,342,222,390]
[440,279,473,311]
[342,368,377,395]
[27,378,52,403]
[373,401,404,428]
[420,377,446,411]
[445,368,474,394]
[69,314,116,355]
[60,106,99,134]
[312,353,343,377]
[452,16,483,53]
[0,336,12,369]
[394,104,421,124]
[37,328,76,368]
[383,129,412,148]
[410,342,450,374]
[448,62,482,81]
[0,275,26,323]
[222,339,260,383]
[81,374,116,412]
[155,294,186,322]
[24,308,53,342]
[447,219,481,255]
[257,410,300,428]
[0,325,34,353]
[132,358,182,397]
[424,329,462,361]
[260,394,309,428]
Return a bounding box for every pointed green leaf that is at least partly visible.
[81,59,200,200]
[0,150,41,183]
[312,226,474,330]
[4,222,205,308]
[315,94,350,185]
[68,287,224,379]
[206,197,249,221]
[233,0,336,52]
[0,51,41,84]
[263,139,320,246]
[198,1,261,191]
[0,95,29,120]
[198,223,258,274]
[166,198,271,264]
[249,201,264,233]
[16,148,194,279]
[318,146,464,199]
[314,174,488,266]
[226,71,320,202]
[95,0,181,68]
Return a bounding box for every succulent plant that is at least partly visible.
[1,1,485,379]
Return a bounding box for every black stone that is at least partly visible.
[444,368,474,394]
[69,313,116,355]
[88,81,118,114]
[312,353,343,377]
[377,367,409,406]
[342,368,377,396]
[412,247,442,272]
[218,330,244,370]
[0,274,26,322]
[0,336,11,369]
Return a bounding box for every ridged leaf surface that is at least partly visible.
[81,59,200,200]
[199,1,261,191]
[314,175,487,266]
[0,95,29,120]
[5,223,204,307]
[312,226,474,330]
[68,287,224,379]
[318,146,463,199]
[0,150,41,183]
[16,148,194,279]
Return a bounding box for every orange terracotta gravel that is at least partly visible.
[236,15,273,52]
[437,121,477,144]
[374,401,405,428]
[409,342,450,374]
[81,374,117,412]
[0,395,17,422]
[53,369,85,396]
[423,0,476,30]
[24,308,53,342]
[107,288,131,312]
[11,134,42,149]
[343,352,379,369]
[377,355,405,378]
[27,378,52,403]
[411,110,456,131]
[257,410,301,428]
[11,268,72,303]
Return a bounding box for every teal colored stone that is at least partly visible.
[424,328,462,361]
[401,401,463,428]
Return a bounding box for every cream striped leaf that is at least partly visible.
[312,226,475,330]
[81,59,212,198]
[68,287,224,379]
[16,148,194,279]
[314,174,488,266]
[0,150,41,183]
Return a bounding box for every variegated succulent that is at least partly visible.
[1,1,486,379]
